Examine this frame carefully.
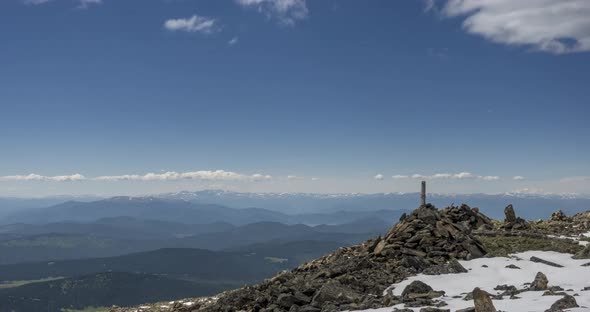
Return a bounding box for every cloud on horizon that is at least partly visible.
[0,173,86,182]
[94,170,271,182]
[0,170,272,183]
[392,172,500,181]
[434,0,590,54]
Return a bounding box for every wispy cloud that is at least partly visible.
[0,173,86,182]
[23,0,52,4]
[95,170,271,182]
[235,0,309,26]
[513,176,525,180]
[23,0,101,8]
[393,172,500,181]
[374,174,384,180]
[164,15,219,34]
[78,0,101,9]
[228,37,239,46]
[436,0,590,54]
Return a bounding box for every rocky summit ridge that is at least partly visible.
[110,204,590,312]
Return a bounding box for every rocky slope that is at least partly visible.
[109,204,590,312]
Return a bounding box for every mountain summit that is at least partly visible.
[110,203,499,312]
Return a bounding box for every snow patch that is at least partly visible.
[353,251,590,312]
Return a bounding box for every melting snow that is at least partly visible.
[353,251,590,312]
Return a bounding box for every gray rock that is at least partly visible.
[530,272,549,291]
[277,294,299,309]
[298,306,320,312]
[401,281,434,298]
[311,280,361,305]
[545,295,578,311]
[504,205,517,223]
[423,258,468,275]
[472,287,497,312]
[531,257,564,268]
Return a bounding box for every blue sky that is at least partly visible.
[0,0,589,196]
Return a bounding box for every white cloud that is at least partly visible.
[0,173,86,182]
[94,170,271,182]
[453,172,476,179]
[374,174,384,180]
[235,0,309,26]
[438,0,590,54]
[393,172,499,181]
[287,175,298,180]
[228,37,239,46]
[251,173,273,181]
[310,177,319,181]
[164,15,218,34]
[513,176,525,180]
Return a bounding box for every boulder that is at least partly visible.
[401,281,434,297]
[545,295,578,312]
[530,272,549,291]
[504,205,517,223]
[472,287,496,312]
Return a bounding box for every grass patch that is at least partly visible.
[0,277,64,289]
[479,236,585,257]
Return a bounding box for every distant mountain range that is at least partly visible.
[0,217,390,264]
[2,190,588,223]
[160,190,590,219]
[0,196,405,226]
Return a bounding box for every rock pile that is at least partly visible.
[538,210,590,237]
[110,203,490,312]
[382,204,490,262]
[549,210,570,222]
